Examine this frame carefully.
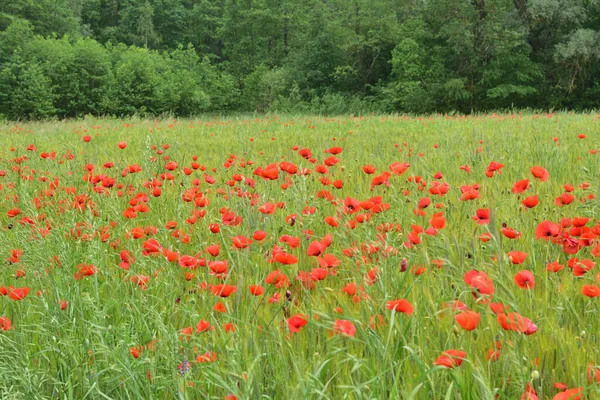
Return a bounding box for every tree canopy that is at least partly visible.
[1,0,599,119]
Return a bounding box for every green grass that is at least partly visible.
[0,113,599,399]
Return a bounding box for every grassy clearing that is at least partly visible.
[0,113,599,399]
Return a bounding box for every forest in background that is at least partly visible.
[0,0,599,119]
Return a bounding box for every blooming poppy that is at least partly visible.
[9,287,30,300]
[497,312,537,334]
[501,226,521,239]
[531,166,549,181]
[485,161,504,177]
[464,270,495,295]
[249,284,264,296]
[546,262,564,272]
[196,351,217,363]
[232,236,252,249]
[0,316,12,331]
[512,179,530,194]
[342,283,357,296]
[479,232,492,242]
[473,209,490,225]
[514,270,535,289]
[454,311,480,331]
[434,350,467,368]
[210,284,237,297]
[535,221,561,239]
[489,302,508,314]
[287,314,309,333]
[196,320,212,333]
[486,349,500,362]
[333,320,356,337]
[552,388,582,400]
[522,195,539,208]
[582,284,600,297]
[385,299,414,315]
[507,251,528,264]
[554,193,574,207]
[274,252,297,265]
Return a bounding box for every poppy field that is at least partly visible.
[1,113,600,399]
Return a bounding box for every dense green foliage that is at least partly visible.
[1,0,599,119]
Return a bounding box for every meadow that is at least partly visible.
[0,113,598,399]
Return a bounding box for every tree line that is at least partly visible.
[1,0,599,119]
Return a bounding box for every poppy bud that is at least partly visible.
[530,370,540,380]
[400,258,408,272]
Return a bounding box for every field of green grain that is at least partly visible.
[0,113,598,400]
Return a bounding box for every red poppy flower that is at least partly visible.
[385,299,414,315]
[486,349,500,362]
[553,388,582,400]
[210,284,237,297]
[307,241,324,257]
[418,197,431,209]
[588,364,600,384]
[489,302,508,314]
[287,314,309,333]
[178,255,198,269]
[248,284,264,296]
[460,188,480,201]
[530,166,549,181]
[572,259,594,276]
[464,270,495,295]
[341,283,357,296]
[318,254,340,268]
[514,270,535,289]
[522,195,539,208]
[546,262,564,272]
[0,316,12,331]
[512,179,530,194]
[196,320,212,333]
[274,252,297,265]
[497,312,537,334]
[9,287,30,300]
[362,165,376,174]
[232,236,252,249]
[195,351,217,363]
[535,221,561,239]
[206,244,220,257]
[130,275,150,289]
[252,230,267,241]
[582,284,600,297]
[7,208,21,218]
[479,232,492,242]
[507,251,528,264]
[265,269,289,288]
[430,212,446,229]
[554,193,574,207]
[434,349,467,368]
[485,161,504,177]
[454,311,480,331]
[472,208,490,225]
[333,319,356,337]
[258,202,276,214]
[501,226,521,239]
[389,161,410,175]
